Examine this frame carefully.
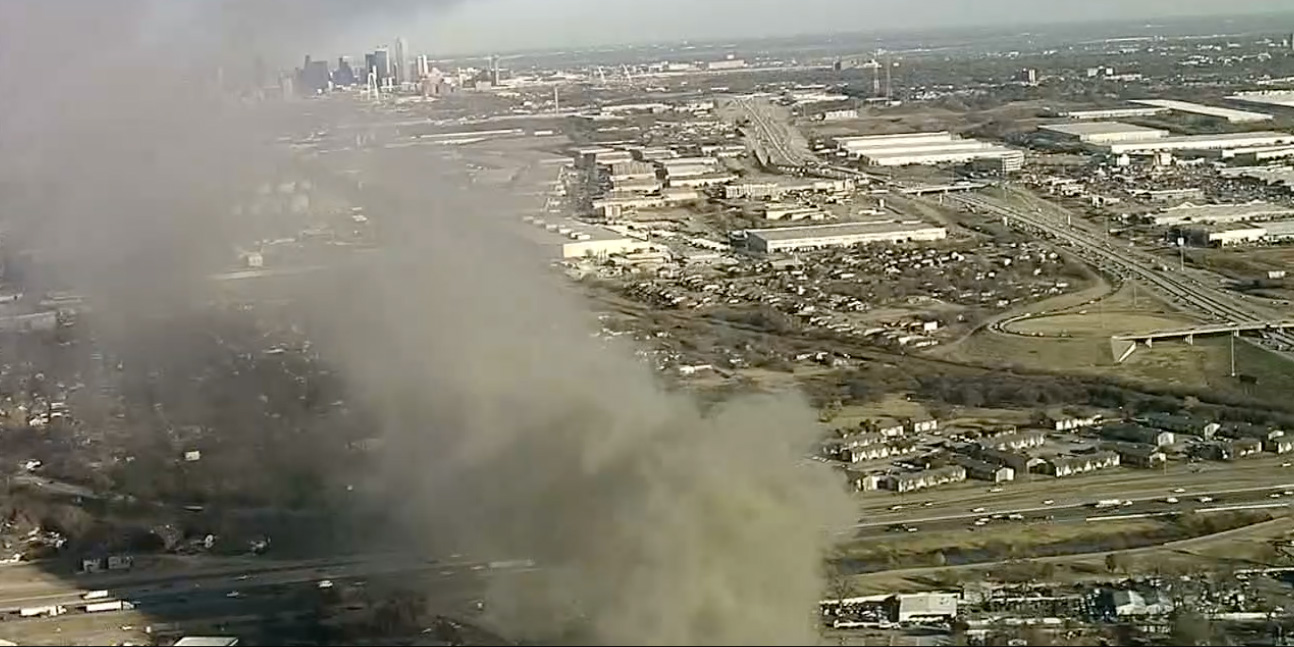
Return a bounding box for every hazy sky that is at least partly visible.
[399,0,1294,56]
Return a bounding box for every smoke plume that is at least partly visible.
[0,1,854,644]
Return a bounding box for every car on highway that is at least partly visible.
[1042,499,1055,505]
[1172,488,1186,493]
[971,507,987,513]
[1198,496,1215,503]
[1165,497,1179,504]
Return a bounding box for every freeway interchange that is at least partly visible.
[949,191,1294,359]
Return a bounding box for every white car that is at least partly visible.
[1172,488,1186,493]
[1165,497,1179,504]
[1042,499,1055,505]
[971,507,987,513]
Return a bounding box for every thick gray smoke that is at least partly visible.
[0,2,854,644]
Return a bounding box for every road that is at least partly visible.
[855,480,1294,536]
[731,97,817,169]
[0,554,534,614]
[950,191,1294,356]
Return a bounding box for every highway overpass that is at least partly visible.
[1110,320,1294,363]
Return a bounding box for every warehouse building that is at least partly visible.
[834,131,955,152]
[518,217,649,258]
[1229,90,1294,109]
[1131,99,1273,123]
[1053,106,1169,120]
[1149,201,1294,226]
[886,593,959,623]
[833,131,1023,168]
[608,161,658,182]
[1100,131,1294,155]
[746,222,948,253]
[1038,122,1168,144]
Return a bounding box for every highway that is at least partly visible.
[950,192,1294,356]
[732,97,817,169]
[854,481,1294,537]
[0,554,534,616]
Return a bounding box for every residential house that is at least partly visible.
[1137,413,1210,436]
[978,430,1046,452]
[1050,414,1101,432]
[1043,451,1120,477]
[1218,423,1284,442]
[844,471,883,492]
[954,456,1015,483]
[972,447,1047,474]
[1107,442,1167,468]
[1230,438,1264,458]
[1100,424,1175,448]
[908,419,939,434]
[1269,437,1294,454]
[884,466,967,493]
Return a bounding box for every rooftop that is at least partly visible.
[518,217,630,245]
[1038,122,1167,137]
[173,639,240,647]
[748,221,945,241]
[1132,99,1273,122]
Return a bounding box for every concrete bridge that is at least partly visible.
[1110,320,1294,363]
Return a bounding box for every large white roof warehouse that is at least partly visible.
[1131,99,1273,123]
[1038,122,1168,144]
[746,222,947,253]
[1098,131,1294,154]
[833,131,1022,168]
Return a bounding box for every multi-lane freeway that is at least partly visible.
[731,97,818,169]
[856,481,1294,537]
[950,191,1294,357]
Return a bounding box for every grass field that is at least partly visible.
[1007,311,1192,337]
[848,512,1293,594]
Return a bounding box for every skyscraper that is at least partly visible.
[416,54,430,80]
[393,37,408,85]
[373,47,391,85]
[335,57,356,86]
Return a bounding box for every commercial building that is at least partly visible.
[1131,99,1273,123]
[834,132,955,152]
[608,161,658,182]
[1054,107,1169,120]
[1107,590,1175,617]
[1107,443,1168,468]
[746,222,948,253]
[1038,122,1168,144]
[1149,202,1294,226]
[1100,131,1294,155]
[518,217,649,259]
[704,59,746,71]
[1188,225,1269,247]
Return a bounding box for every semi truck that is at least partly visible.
[20,605,67,617]
[86,600,134,613]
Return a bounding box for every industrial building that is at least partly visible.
[833,131,1022,169]
[1037,122,1168,144]
[1099,131,1294,154]
[1229,90,1294,109]
[1131,99,1273,123]
[608,161,658,182]
[518,216,649,258]
[746,222,948,253]
[886,593,959,623]
[1185,219,1294,246]
[1149,202,1294,226]
[1053,106,1169,120]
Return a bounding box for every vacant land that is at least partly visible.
[1007,311,1192,337]
[848,511,1289,594]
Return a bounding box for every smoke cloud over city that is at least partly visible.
[0,1,853,644]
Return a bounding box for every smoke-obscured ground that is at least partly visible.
[0,2,854,644]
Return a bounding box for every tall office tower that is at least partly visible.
[300,55,331,94]
[373,47,391,85]
[393,37,408,85]
[416,54,431,80]
[334,57,356,86]
[364,53,377,81]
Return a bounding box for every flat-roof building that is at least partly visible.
[1100,131,1294,155]
[1149,201,1294,226]
[1132,99,1273,123]
[746,222,947,253]
[1055,107,1169,120]
[1038,122,1169,144]
[518,217,649,259]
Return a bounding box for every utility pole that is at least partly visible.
[1230,332,1238,378]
